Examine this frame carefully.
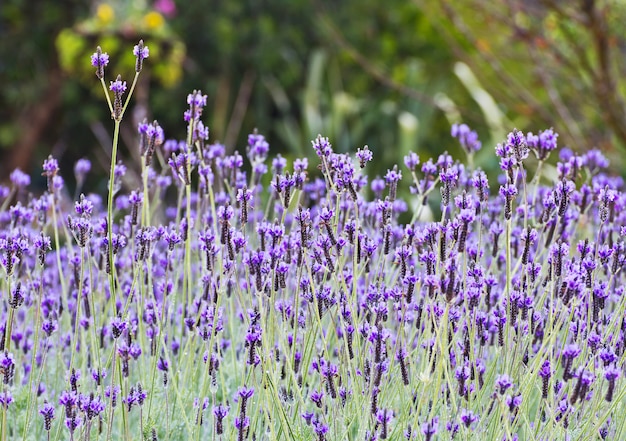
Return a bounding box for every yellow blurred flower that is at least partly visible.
[97,4,115,24]
[144,11,164,30]
[164,65,182,87]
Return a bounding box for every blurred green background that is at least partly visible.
[2,0,626,189]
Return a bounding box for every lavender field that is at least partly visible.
[0,41,624,441]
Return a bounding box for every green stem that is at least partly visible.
[121,73,140,120]
[99,78,113,116]
[21,271,45,440]
[106,341,118,441]
[107,120,121,316]
[504,217,512,375]
[68,248,85,379]
[3,306,13,353]
[50,197,69,334]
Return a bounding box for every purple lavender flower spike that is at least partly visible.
[357,145,373,168]
[421,416,439,441]
[538,360,551,399]
[459,408,478,428]
[604,366,620,402]
[133,40,149,72]
[451,123,482,154]
[495,374,513,395]
[39,402,55,431]
[91,46,109,79]
[10,168,31,188]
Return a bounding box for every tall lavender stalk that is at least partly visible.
[92,40,148,441]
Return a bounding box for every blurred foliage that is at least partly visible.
[10,0,621,190]
[419,0,626,169]
[0,0,88,147]
[164,0,476,171]
[56,0,186,89]
[1,0,478,188]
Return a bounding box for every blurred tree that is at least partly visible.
[0,0,89,176]
[168,0,476,168]
[313,1,479,165]
[418,0,626,164]
[54,0,186,186]
[0,0,482,188]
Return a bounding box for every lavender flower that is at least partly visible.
[138,120,164,164]
[385,165,402,201]
[561,344,581,380]
[538,360,551,399]
[404,151,420,171]
[110,75,127,120]
[213,404,229,435]
[187,90,208,121]
[82,393,105,420]
[604,366,620,402]
[237,386,254,412]
[312,134,332,158]
[0,391,12,408]
[376,408,393,439]
[505,394,522,413]
[74,158,91,181]
[451,123,481,154]
[499,184,517,220]
[110,317,127,339]
[459,408,478,428]
[495,374,513,395]
[133,39,149,72]
[507,128,529,162]
[421,416,439,441]
[527,128,558,160]
[357,145,373,168]
[313,420,330,441]
[90,46,109,79]
[157,357,169,386]
[10,168,31,188]
[39,402,55,431]
[235,415,250,441]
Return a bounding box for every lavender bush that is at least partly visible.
[0,41,624,441]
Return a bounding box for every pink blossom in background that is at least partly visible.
[154,0,176,18]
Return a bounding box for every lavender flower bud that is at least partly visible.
[538,360,551,399]
[451,123,481,154]
[356,145,373,168]
[213,404,229,434]
[39,402,55,431]
[605,366,620,402]
[90,46,109,79]
[508,128,528,163]
[110,75,127,121]
[499,184,517,220]
[133,40,149,73]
